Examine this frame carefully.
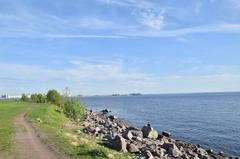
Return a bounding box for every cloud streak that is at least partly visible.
[1,1,240,39]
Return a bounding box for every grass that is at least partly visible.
[0,101,31,156]
[27,103,134,159]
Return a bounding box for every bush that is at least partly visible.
[46,90,63,106]
[31,94,47,103]
[37,94,47,103]
[64,99,85,121]
[31,94,38,103]
[21,94,29,102]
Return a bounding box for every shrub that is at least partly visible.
[64,99,85,121]
[31,94,47,103]
[31,94,39,103]
[37,94,47,103]
[46,90,63,106]
[21,94,29,102]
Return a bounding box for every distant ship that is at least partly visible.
[129,93,142,96]
[112,94,121,96]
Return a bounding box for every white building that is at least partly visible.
[1,94,30,99]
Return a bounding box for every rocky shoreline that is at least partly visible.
[83,109,238,159]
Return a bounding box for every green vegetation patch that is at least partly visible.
[0,101,31,156]
[27,103,132,159]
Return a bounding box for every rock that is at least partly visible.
[95,127,101,133]
[101,109,111,114]
[131,130,143,139]
[168,147,182,157]
[83,110,232,159]
[127,143,140,153]
[122,130,133,140]
[112,135,127,152]
[162,142,175,150]
[162,131,171,138]
[141,124,158,139]
[145,150,154,159]
[128,126,139,131]
[86,125,95,133]
[182,154,190,159]
[117,120,128,130]
[162,142,182,157]
[135,136,143,142]
[218,151,225,156]
[152,148,166,158]
[194,147,208,156]
[206,149,213,154]
[109,115,116,121]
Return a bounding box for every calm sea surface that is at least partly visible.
[78,92,240,156]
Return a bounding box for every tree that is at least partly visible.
[31,94,39,103]
[37,94,47,103]
[46,90,63,106]
[31,94,47,103]
[21,94,29,102]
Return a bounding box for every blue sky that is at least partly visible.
[0,0,240,95]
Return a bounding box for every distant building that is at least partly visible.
[1,94,30,99]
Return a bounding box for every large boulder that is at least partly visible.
[162,142,182,158]
[162,131,171,138]
[162,142,175,150]
[101,109,111,114]
[122,130,133,140]
[131,130,143,139]
[112,135,127,152]
[141,124,158,139]
[194,148,208,156]
[127,143,140,153]
[168,147,182,157]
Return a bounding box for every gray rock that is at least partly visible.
[122,130,133,140]
[152,148,166,158]
[127,143,140,153]
[95,127,101,133]
[168,147,182,158]
[141,124,158,139]
[112,135,127,152]
[131,130,143,139]
[145,150,154,159]
[194,148,208,156]
[108,115,116,121]
[86,125,95,133]
[162,142,175,150]
[182,154,190,159]
[162,131,171,138]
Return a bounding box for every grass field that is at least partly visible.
[0,101,133,158]
[0,101,31,156]
[27,103,133,159]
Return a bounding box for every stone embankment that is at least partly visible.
[83,109,238,159]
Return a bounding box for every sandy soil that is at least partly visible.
[12,113,67,159]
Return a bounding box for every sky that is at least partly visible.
[0,0,240,95]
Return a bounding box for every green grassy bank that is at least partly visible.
[27,103,132,159]
[0,101,132,158]
[0,101,31,156]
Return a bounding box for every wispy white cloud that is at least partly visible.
[137,9,165,30]
[124,23,240,37]
[0,59,154,95]
[1,0,240,39]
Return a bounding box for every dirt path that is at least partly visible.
[14,113,66,159]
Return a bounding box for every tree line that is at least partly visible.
[21,90,85,121]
